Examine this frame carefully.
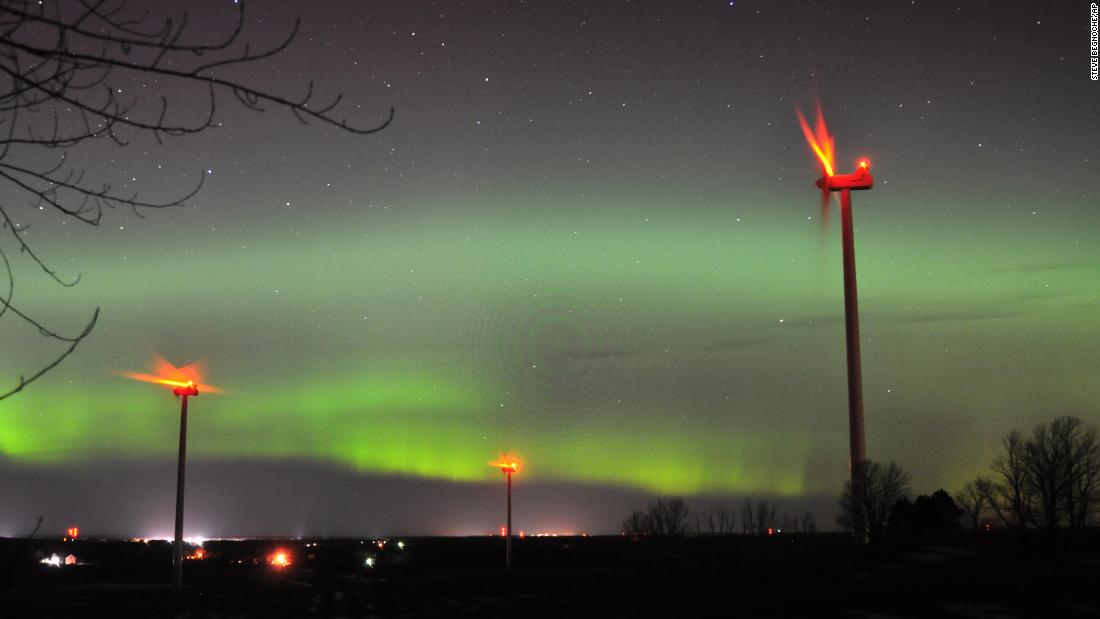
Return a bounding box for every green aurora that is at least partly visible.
[4,194,1097,497]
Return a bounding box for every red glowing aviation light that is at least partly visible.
[489,459,519,474]
[269,550,292,568]
[120,354,221,394]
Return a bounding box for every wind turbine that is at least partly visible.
[796,103,875,542]
[489,457,519,571]
[122,355,221,589]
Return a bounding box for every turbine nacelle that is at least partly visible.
[817,159,874,192]
[172,382,199,397]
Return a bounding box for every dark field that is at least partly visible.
[3,533,1100,618]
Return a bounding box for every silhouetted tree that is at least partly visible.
[648,498,690,535]
[989,417,1100,531]
[800,510,817,533]
[622,498,691,536]
[990,430,1034,529]
[885,498,914,545]
[890,489,962,545]
[1064,419,1100,528]
[622,509,651,536]
[740,498,777,535]
[1026,419,1070,530]
[918,489,963,536]
[696,503,736,535]
[0,1,392,399]
[838,460,911,544]
[1034,416,1100,529]
[956,477,995,533]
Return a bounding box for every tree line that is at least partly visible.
[837,415,1099,543]
[957,415,1100,533]
[625,416,1100,543]
[621,497,817,537]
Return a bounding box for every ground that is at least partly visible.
[2,533,1099,617]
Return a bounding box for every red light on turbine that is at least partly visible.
[815,158,875,192]
[490,453,520,570]
[173,381,199,397]
[489,458,519,474]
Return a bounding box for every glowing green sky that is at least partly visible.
[4,194,1097,500]
[2,1,1098,535]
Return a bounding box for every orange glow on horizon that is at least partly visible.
[796,102,835,177]
[269,549,291,568]
[119,354,221,393]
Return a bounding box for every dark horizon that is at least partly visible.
[0,455,839,538]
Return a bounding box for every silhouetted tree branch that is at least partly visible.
[622,508,650,537]
[620,498,690,536]
[838,460,910,544]
[740,498,777,535]
[990,430,1034,529]
[956,476,995,534]
[799,510,817,533]
[988,417,1100,531]
[0,0,392,400]
[648,498,690,536]
[695,503,736,535]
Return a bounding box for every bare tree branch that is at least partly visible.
[0,0,392,400]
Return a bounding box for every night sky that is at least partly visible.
[2,1,1098,537]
